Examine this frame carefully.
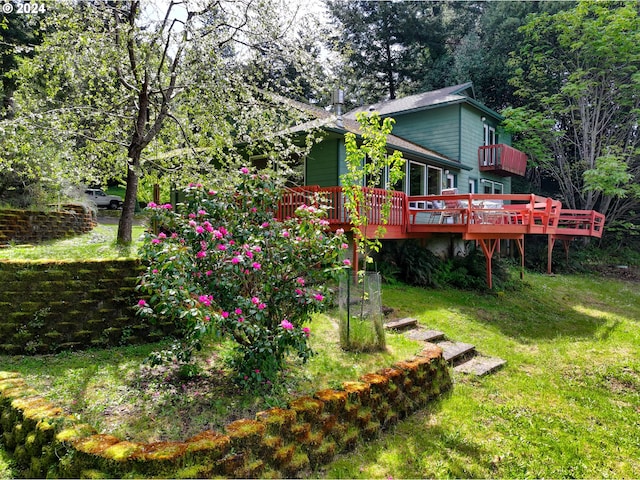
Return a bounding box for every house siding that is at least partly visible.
[306,137,340,186]
[390,106,461,161]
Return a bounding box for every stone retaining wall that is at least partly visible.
[0,346,452,478]
[0,259,176,355]
[0,205,96,246]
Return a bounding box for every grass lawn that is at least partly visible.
[1,227,639,478]
[0,224,146,261]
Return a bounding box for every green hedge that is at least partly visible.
[0,206,96,246]
[0,260,176,355]
[0,345,452,478]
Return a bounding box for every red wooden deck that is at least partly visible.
[279,186,605,287]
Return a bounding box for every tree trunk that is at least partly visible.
[117,153,140,244]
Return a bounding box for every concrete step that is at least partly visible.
[404,329,445,342]
[454,356,507,376]
[384,317,418,331]
[437,340,476,364]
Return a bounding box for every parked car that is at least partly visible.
[84,188,123,209]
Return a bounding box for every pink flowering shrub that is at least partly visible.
[137,169,347,387]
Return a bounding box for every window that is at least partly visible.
[481,179,503,194]
[482,124,497,167]
[409,161,426,196]
[445,172,456,190]
[469,178,477,194]
[427,166,442,195]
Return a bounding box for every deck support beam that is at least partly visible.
[547,235,574,274]
[477,238,499,290]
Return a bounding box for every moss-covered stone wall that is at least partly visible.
[0,345,452,478]
[0,205,96,246]
[0,259,176,355]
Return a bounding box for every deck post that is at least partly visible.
[477,238,499,289]
[547,235,556,274]
[515,237,525,280]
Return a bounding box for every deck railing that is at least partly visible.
[280,186,406,227]
[478,144,527,177]
[278,187,603,239]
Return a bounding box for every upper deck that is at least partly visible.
[279,186,605,241]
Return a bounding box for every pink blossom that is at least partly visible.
[188,213,196,219]
[158,232,167,239]
[197,250,207,258]
[171,233,179,239]
[198,295,213,306]
[238,317,244,323]
[189,220,197,227]
[261,222,270,228]
[295,289,303,295]
[250,207,257,213]
[240,167,250,174]
[221,311,229,318]
[198,209,207,215]
[219,227,228,235]
[204,316,210,322]
[251,297,260,305]
[138,299,148,307]
[336,228,344,235]
[253,246,262,252]
[162,203,172,209]
[208,190,216,196]
[282,230,290,238]
[302,327,311,337]
[258,303,266,310]
[218,244,227,251]
[232,256,241,264]
[196,226,204,234]
[234,308,243,315]
[151,238,161,244]
[341,243,349,250]
[205,270,213,276]
[252,262,261,270]
[281,319,294,330]
[343,259,351,266]
[296,277,305,286]
[152,269,158,274]
[147,202,157,208]
[314,293,324,301]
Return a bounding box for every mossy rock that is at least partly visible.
[290,422,311,444]
[220,452,246,477]
[236,458,265,479]
[56,423,98,444]
[225,419,265,450]
[318,412,338,435]
[342,381,371,406]
[73,433,121,455]
[255,407,297,436]
[289,396,324,423]
[280,451,309,478]
[360,372,390,394]
[313,389,347,415]
[271,443,296,468]
[185,430,231,462]
[307,438,337,468]
[377,366,406,387]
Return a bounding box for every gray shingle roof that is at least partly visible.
[345,82,475,118]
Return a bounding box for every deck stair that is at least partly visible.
[401,326,506,377]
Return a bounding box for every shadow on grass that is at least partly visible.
[383,275,634,342]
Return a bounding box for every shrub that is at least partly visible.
[136,168,347,387]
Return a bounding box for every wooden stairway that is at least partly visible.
[386,319,506,376]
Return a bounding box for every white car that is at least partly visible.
[84,188,123,209]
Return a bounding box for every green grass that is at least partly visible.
[1,272,639,478]
[0,224,146,260]
[318,274,640,478]
[0,314,423,444]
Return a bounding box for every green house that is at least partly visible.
[302,82,527,196]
